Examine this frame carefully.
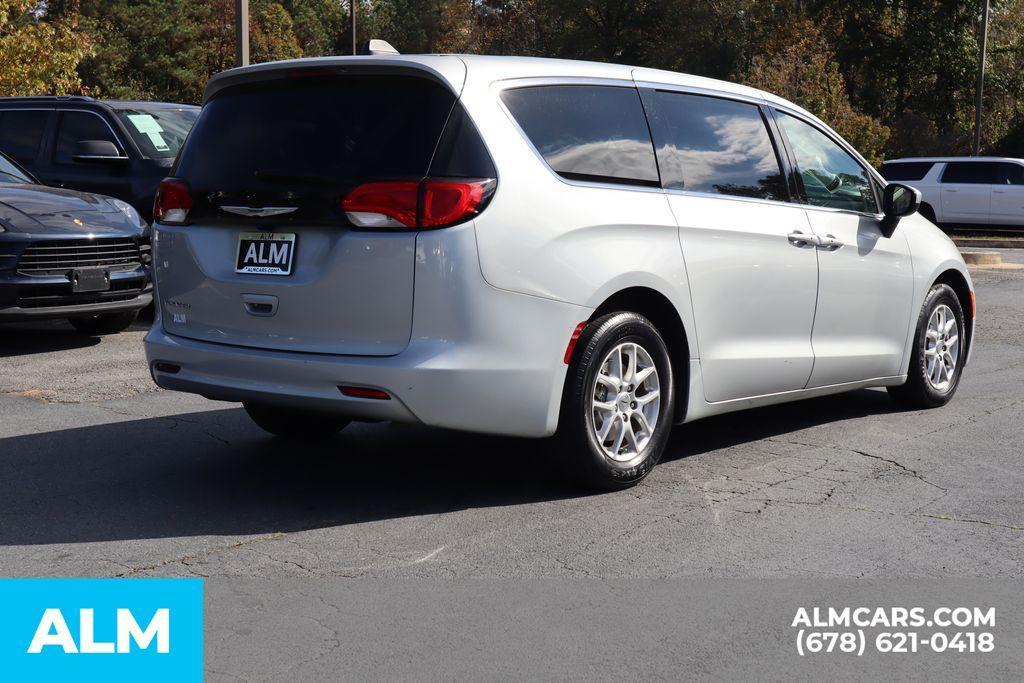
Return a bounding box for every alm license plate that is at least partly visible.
[236,232,296,275]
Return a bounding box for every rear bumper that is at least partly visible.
[146,223,590,438]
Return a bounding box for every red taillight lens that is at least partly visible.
[341,181,419,228]
[154,179,192,225]
[341,179,494,230]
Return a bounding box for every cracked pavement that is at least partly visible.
[1,261,1021,582]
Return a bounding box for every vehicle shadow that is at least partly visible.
[0,388,906,546]
[0,321,104,356]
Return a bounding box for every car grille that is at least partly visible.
[17,238,142,276]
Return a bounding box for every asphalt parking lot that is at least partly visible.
[1,255,1022,582]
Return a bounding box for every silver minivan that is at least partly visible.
[146,55,974,489]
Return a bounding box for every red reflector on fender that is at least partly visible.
[339,386,391,400]
[970,290,976,318]
[563,321,588,364]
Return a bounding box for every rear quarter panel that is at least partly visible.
[460,76,698,360]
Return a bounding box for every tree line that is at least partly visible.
[2,0,1022,163]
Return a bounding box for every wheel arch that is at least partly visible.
[933,267,974,360]
[587,286,691,423]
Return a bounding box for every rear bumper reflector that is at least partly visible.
[153,362,181,374]
[339,385,391,400]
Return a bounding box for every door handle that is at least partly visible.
[993,189,1007,194]
[818,234,844,250]
[787,231,820,247]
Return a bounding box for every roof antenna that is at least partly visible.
[358,39,400,56]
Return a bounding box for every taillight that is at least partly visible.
[341,179,494,230]
[153,179,192,225]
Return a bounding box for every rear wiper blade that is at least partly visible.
[253,169,346,186]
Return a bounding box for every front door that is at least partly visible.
[775,112,914,387]
[640,88,819,403]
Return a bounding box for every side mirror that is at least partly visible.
[72,140,129,164]
[880,183,921,237]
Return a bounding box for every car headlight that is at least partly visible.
[110,199,145,228]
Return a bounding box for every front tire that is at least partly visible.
[557,312,675,490]
[888,283,966,408]
[243,402,351,439]
[68,309,140,335]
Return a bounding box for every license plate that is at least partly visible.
[236,232,296,276]
[72,268,110,293]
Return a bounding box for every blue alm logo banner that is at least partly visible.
[0,578,203,682]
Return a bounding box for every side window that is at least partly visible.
[54,111,123,164]
[777,113,879,214]
[996,162,1024,186]
[500,85,659,187]
[642,90,786,200]
[880,161,934,181]
[0,110,48,163]
[941,162,997,184]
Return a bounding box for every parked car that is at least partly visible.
[0,150,151,332]
[880,156,1024,230]
[145,55,974,489]
[0,96,199,221]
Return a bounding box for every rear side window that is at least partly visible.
[0,110,48,163]
[178,75,454,190]
[996,162,1024,185]
[941,162,997,184]
[501,85,659,187]
[641,90,786,200]
[880,161,934,181]
[55,111,123,164]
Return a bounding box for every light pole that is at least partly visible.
[973,0,990,156]
[235,0,249,67]
[349,0,357,55]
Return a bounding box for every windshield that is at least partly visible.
[0,154,33,184]
[114,106,199,159]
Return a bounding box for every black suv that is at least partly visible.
[0,97,199,221]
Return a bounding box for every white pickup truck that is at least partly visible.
[881,157,1024,229]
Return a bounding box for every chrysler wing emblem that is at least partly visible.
[220,206,299,218]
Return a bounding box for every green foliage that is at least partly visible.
[0,0,92,96]
[5,0,1021,160]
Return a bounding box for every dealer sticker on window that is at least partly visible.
[236,232,296,275]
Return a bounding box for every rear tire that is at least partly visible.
[887,283,965,409]
[557,312,675,491]
[243,402,351,439]
[68,309,139,335]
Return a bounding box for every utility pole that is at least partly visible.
[235,0,250,67]
[349,0,357,55]
[973,0,990,156]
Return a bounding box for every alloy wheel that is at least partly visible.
[591,342,661,463]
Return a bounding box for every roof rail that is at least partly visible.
[0,95,95,101]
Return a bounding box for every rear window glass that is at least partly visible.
[941,162,997,184]
[115,107,198,159]
[175,75,457,194]
[642,90,785,200]
[880,161,934,181]
[0,110,48,163]
[501,85,659,187]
